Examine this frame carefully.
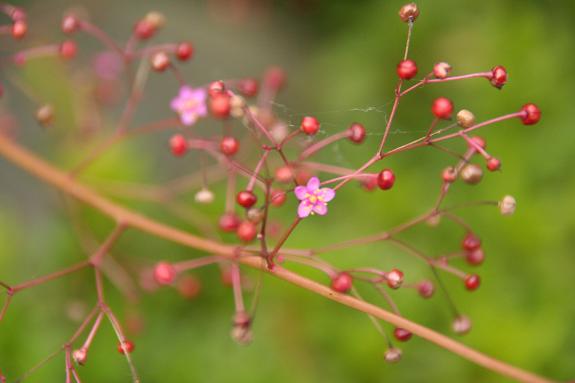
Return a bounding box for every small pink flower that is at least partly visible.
[170,86,207,126]
[294,177,335,218]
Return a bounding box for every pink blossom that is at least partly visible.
[170,86,207,126]
[294,177,335,218]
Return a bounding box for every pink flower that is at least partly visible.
[294,177,335,218]
[170,86,207,126]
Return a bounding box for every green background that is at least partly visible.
[0,0,574,382]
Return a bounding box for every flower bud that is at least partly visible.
[231,311,252,345]
[433,62,451,79]
[499,195,516,216]
[452,315,472,335]
[150,52,170,72]
[36,104,54,126]
[386,268,404,289]
[72,348,88,365]
[194,188,214,204]
[456,109,475,128]
[144,11,166,29]
[460,164,483,185]
[384,347,402,363]
[398,3,419,22]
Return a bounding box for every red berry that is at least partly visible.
[387,268,404,289]
[330,272,353,293]
[219,213,240,232]
[238,78,259,97]
[361,175,378,191]
[208,80,226,97]
[210,94,231,119]
[347,122,366,143]
[151,52,170,72]
[11,20,27,39]
[464,274,481,291]
[275,166,293,183]
[431,97,453,119]
[237,221,257,242]
[220,136,239,156]
[270,189,286,207]
[417,280,435,298]
[177,275,201,299]
[169,134,188,157]
[442,166,457,183]
[393,327,412,342]
[153,262,177,285]
[264,66,286,90]
[462,233,481,251]
[236,190,257,208]
[465,248,485,266]
[59,40,77,60]
[490,66,507,89]
[62,15,79,34]
[134,20,155,40]
[300,116,320,136]
[377,169,395,190]
[486,157,501,172]
[176,42,193,61]
[519,103,541,125]
[397,59,418,80]
[118,340,135,354]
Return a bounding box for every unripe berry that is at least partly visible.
[246,207,264,223]
[62,15,79,34]
[330,272,353,293]
[145,11,166,29]
[210,94,231,119]
[176,42,193,61]
[150,52,170,72]
[264,66,286,90]
[452,315,472,335]
[431,97,453,119]
[194,188,214,204]
[219,213,240,232]
[219,136,239,156]
[499,195,516,216]
[36,104,54,126]
[59,40,77,60]
[433,62,451,79]
[384,347,402,363]
[377,169,396,190]
[153,261,177,285]
[417,280,435,298]
[169,134,188,157]
[442,166,457,183]
[208,80,226,97]
[238,78,259,97]
[11,20,27,39]
[393,327,412,342]
[460,163,483,185]
[387,268,404,289]
[486,157,501,172]
[270,189,287,207]
[456,109,475,128]
[397,59,418,80]
[72,348,88,365]
[118,340,135,354]
[275,166,294,183]
[462,233,481,251]
[465,248,485,265]
[300,116,320,136]
[347,122,366,143]
[177,275,201,299]
[237,221,257,242]
[464,274,481,291]
[519,103,541,125]
[236,190,257,208]
[490,65,507,89]
[398,3,420,22]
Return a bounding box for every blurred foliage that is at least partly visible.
[1,0,574,382]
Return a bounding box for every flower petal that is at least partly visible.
[180,112,197,126]
[179,86,194,98]
[318,187,335,202]
[312,202,328,215]
[307,177,320,191]
[294,186,308,200]
[298,201,313,218]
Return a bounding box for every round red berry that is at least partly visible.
[11,20,27,39]
[442,166,457,183]
[377,169,395,190]
[169,134,188,157]
[465,248,484,266]
[153,262,177,285]
[431,97,453,119]
[264,66,286,90]
[519,103,541,125]
[300,116,320,136]
[330,272,353,293]
[417,280,435,298]
[486,157,501,172]
[236,190,257,208]
[347,122,366,144]
[176,42,193,61]
[397,59,418,80]
[210,94,231,119]
[219,213,240,232]
[238,78,259,97]
[387,268,404,289]
[59,40,77,60]
[134,20,155,40]
[177,275,201,299]
[237,221,257,242]
[220,136,239,156]
[62,15,79,34]
[464,274,481,291]
[208,81,226,97]
[393,327,412,342]
[118,340,135,354]
[461,233,481,251]
[270,189,286,207]
[490,66,507,89]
